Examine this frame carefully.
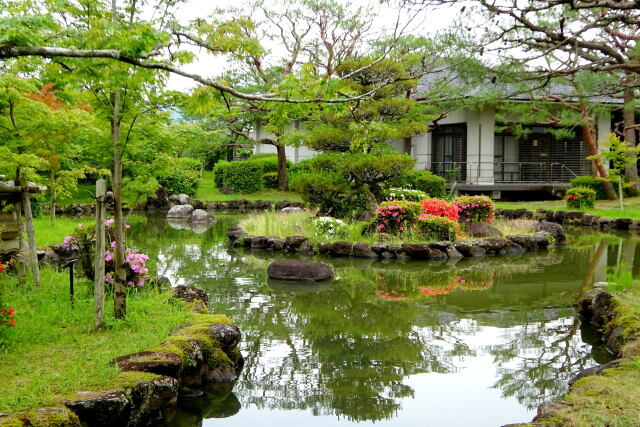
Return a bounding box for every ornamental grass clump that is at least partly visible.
[454,195,495,223]
[565,187,596,210]
[420,198,459,222]
[373,201,422,234]
[416,214,460,241]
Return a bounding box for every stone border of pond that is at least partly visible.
[0,286,243,427]
[509,282,640,426]
[496,208,640,230]
[41,199,304,216]
[227,225,562,261]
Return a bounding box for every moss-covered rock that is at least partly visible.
[0,407,80,427]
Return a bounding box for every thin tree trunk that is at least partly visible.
[581,121,616,200]
[276,143,288,191]
[20,176,40,287]
[619,175,624,210]
[623,84,639,195]
[403,137,412,154]
[14,169,26,285]
[112,89,127,319]
[50,168,56,224]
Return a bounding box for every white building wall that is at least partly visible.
[412,132,431,170]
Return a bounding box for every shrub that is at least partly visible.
[416,214,460,242]
[454,195,495,223]
[373,200,422,234]
[61,220,150,287]
[570,175,632,200]
[312,216,347,237]
[290,171,355,217]
[565,186,596,209]
[400,170,446,197]
[0,262,16,350]
[263,172,279,189]
[289,158,314,175]
[157,166,199,197]
[213,161,231,188]
[382,187,429,202]
[223,162,264,194]
[246,154,289,174]
[421,198,459,222]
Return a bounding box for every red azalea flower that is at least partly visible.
[8,309,14,316]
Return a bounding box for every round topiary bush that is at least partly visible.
[373,200,422,234]
[565,186,596,209]
[415,214,460,241]
[454,195,495,223]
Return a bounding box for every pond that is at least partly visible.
[125,214,636,427]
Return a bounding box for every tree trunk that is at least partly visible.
[111,89,127,319]
[94,179,107,330]
[50,168,56,224]
[20,176,40,287]
[14,168,26,285]
[403,137,412,154]
[623,84,639,195]
[582,124,617,200]
[276,143,288,191]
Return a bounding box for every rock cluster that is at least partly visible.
[228,226,557,261]
[495,208,640,231]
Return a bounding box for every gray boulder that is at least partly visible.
[281,206,303,213]
[535,220,566,242]
[188,209,215,223]
[466,222,502,238]
[267,259,334,281]
[166,204,194,218]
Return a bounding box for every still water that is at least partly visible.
[126,215,634,427]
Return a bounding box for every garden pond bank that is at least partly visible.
[102,213,638,426]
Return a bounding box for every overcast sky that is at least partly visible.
[166,0,464,91]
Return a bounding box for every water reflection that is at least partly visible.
[125,215,636,426]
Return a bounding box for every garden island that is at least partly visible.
[1,1,640,426]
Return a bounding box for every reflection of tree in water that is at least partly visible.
[128,216,617,423]
[485,312,594,410]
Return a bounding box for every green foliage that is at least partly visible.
[222,161,263,194]
[566,186,596,209]
[156,158,200,197]
[263,172,279,189]
[606,264,636,293]
[373,201,422,234]
[401,170,446,197]
[570,176,631,200]
[245,154,289,174]
[290,171,354,217]
[415,215,460,242]
[213,161,231,188]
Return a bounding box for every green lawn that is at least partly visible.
[195,170,302,202]
[496,197,640,220]
[0,268,194,414]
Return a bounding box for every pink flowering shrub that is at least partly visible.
[454,195,495,223]
[61,219,149,287]
[373,200,422,234]
[420,198,459,222]
[416,214,460,241]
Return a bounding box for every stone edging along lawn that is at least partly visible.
[226,223,564,261]
[0,286,243,427]
[495,208,640,230]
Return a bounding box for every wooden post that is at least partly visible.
[20,177,40,287]
[13,195,26,285]
[94,179,107,330]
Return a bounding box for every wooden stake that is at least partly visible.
[94,179,106,330]
[20,177,40,287]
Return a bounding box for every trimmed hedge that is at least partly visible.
[213,161,231,188]
[263,172,279,189]
[223,162,264,194]
[566,186,596,209]
[401,170,446,197]
[570,176,632,200]
[157,158,201,196]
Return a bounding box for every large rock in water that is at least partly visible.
[189,209,215,223]
[535,220,566,242]
[267,259,334,281]
[166,204,194,218]
[466,222,502,238]
[169,193,192,206]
